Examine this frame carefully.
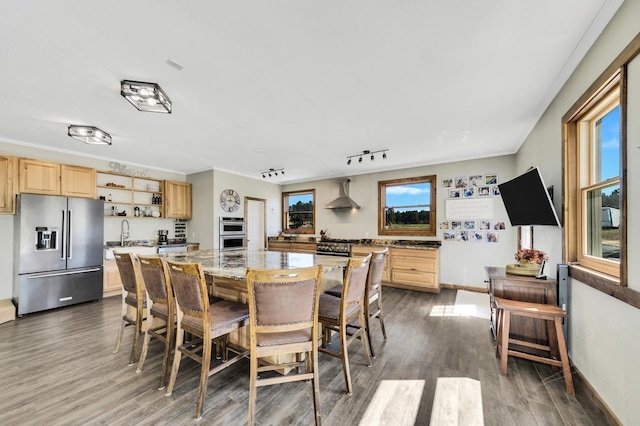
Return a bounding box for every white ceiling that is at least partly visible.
[0,1,623,184]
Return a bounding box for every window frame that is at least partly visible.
[378,175,437,237]
[282,189,316,234]
[562,32,640,309]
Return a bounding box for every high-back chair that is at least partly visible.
[245,266,324,426]
[112,251,146,366]
[164,260,250,420]
[326,248,389,358]
[135,255,175,390]
[318,253,372,395]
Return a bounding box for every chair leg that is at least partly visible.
[554,316,575,395]
[311,348,321,426]
[359,310,372,367]
[136,312,154,373]
[500,310,511,375]
[129,310,143,366]
[113,318,126,354]
[364,302,375,359]
[158,318,173,390]
[495,307,503,358]
[248,347,259,426]
[195,339,212,420]
[377,297,387,341]
[339,323,353,395]
[165,328,184,396]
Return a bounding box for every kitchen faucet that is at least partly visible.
[121,219,130,246]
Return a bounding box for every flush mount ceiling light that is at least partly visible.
[261,168,285,178]
[68,125,112,145]
[346,149,388,165]
[120,80,172,113]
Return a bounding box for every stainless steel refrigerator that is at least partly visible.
[13,194,104,315]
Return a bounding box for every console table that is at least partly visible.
[485,266,558,346]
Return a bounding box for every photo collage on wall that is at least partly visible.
[440,174,505,243]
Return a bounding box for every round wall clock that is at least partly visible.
[220,189,241,212]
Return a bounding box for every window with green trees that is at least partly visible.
[378,176,436,236]
[282,189,315,234]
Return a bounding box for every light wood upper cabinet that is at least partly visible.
[61,165,96,198]
[18,158,61,195]
[164,180,192,219]
[18,159,96,198]
[0,156,18,214]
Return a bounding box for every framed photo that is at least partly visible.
[493,220,506,230]
[463,187,476,198]
[455,176,468,188]
[491,185,500,196]
[471,231,484,242]
[486,231,499,242]
[443,230,456,240]
[449,189,461,198]
[451,221,462,230]
[478,220,491,230]
[439,221,450,230]
[442,178,453,188]
[455,230,469,242]
[469,175,483,187]
[477,186,491,197]
[485,174,498,185]
[464,220,475,230]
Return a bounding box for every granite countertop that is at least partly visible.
[163,249,348,280]
[267,236,441,249]
[105,240,198,248]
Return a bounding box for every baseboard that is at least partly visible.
[440,283,487,293]
[571,365,622,426]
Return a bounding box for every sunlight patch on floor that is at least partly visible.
[359,380,425,426]
[430,377,483,426]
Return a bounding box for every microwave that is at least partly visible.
[220,217,245,235]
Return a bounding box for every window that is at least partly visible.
[282,189,315,234]
[378,176,436,236]
[565,76,621,279]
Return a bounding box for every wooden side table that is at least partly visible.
[485,266,558,346]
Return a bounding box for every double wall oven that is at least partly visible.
[219,217,245,251]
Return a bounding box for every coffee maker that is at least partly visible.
[158,230,169,245]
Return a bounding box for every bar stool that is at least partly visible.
[494,297,574,395]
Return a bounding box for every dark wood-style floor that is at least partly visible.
[0,287,609,425]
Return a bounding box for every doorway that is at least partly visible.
[245,197,266,251]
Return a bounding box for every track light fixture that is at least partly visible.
[261,168,285,178]
[346,149,388,165]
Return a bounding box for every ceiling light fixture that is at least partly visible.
[346,149,388,165]
[68,125,112,145]
[261,168,284,178]
[120,80,172,113]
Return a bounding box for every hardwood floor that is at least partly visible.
[0,288,609,425]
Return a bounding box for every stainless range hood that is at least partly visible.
[325,179,361,209]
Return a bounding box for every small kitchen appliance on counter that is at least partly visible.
[158,230,169,245]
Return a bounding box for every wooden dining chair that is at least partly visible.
[245,266,324,426]
[318,253,372,395]
[112,251,146,366]
[164,260,250,420]
[135,255,175,390]
[326,248,389,358]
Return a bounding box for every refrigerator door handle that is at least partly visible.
[67,209,73,260]
[26,267,102,279]
[60,209,67,261]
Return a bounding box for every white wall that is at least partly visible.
[0,140,186,300]
[187,170,215,249]
[516,1,640,422]
[285,154,517,289]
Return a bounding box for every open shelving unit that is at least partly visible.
[96,171,164,218]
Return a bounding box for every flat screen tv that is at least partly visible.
[498,167,561,227]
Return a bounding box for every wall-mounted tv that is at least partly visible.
[498,167,561,227]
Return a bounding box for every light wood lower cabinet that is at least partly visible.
[103,259,122,297]
[389,247,439,293]
[0,156,17,214]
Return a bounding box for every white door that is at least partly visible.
[246,198,266,251]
